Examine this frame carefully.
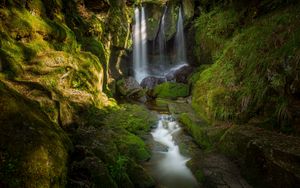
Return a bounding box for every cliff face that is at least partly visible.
[145,0,194,41]
[0,0,134,126]
[0,1,144,187]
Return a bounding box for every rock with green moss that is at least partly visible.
[179,113,229,149]
[153,82,190,99]
[127,162,155,188]
[68,156,117,188]
[0,2,116,127]
[0,84,72,188]
[219,125,300,187]
[144,2,164,41]
[143,0,194,41]
[68,104,156,187]
[116,77,146,100]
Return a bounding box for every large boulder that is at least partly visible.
[219,126,300,187]
[140,76,166,90]
[166,64,194,83]
[116,77,145,99]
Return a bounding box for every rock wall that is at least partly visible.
[145,0,195,41]
[0,1,155,187]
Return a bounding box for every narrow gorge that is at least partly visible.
[0,0,300,188]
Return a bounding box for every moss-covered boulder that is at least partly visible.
[153,82,190,99]
[68,104,156,187]
[116,77,145,100]
[219,126,300,187]
[0,82,72,188]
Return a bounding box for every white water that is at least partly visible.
[149,114,198,188]
[158,7,167,64]
[133,7,149,83]
[175,7,187,64]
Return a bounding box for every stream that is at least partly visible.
[146,114,198,188]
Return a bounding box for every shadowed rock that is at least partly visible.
[140,76,166,90]
[166,64,194,84]
[117,77,145,100]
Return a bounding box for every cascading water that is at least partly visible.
[133,7,148,83]
[158,7,167,64]
[175,6,187,64]
[147,114,198,188]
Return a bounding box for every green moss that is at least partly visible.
[195,169,205,183]
[116,132,151,161]
[179,113,212,149]
[154,82,190,99]
[192,3,300,131]
[0,84,71,188]
[81,37,107,64]
[71,103,154,187]
[109,155,129,184]
[104,104,157,135]
[104,104,155,161]
[179,112,230,151]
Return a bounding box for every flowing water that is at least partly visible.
[133,7,149,83]
[175,7,187,64]
[158,7,167,65]
[133,6,188,82]
[147,114,198,188]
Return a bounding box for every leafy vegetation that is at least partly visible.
[191,1,300,133]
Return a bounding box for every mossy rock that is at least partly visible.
[68,156,117,188]
[127,162,155,188]
[218,125,300,187]
[104,104,157,135]
[116,131,151,161]
[70,104,156,187]
[179,113,229,150]
[0,82,72,188]
[153,82,190,99]
[116,77,145,100]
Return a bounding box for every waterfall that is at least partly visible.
[133,7,148,83]
[175,7,187,64]
[158,7,167,64]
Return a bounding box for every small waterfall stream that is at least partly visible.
[133,7,149,83]
[147,114,198,188]
[133,5,198,187]
[175,7,187,64]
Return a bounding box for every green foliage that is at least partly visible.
[195,169,205,183]
[193,7,240,64]
[109,155,129,183]
[154,82,190,99]
[192,2,300,131]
